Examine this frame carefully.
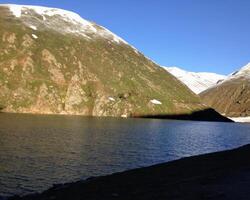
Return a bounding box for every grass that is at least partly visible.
[0,7,204,116]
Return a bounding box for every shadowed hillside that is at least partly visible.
[134,108,233,122]
[200,63,250,117]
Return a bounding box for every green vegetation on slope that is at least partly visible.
[0,6,205,117]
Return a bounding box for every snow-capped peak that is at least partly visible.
[3,4,92,26]
[224,63,250,82]
[6,4,22,17]
[0,4,128,45]
[237,62,250,74]
[164,66,226,94]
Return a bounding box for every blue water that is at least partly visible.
[0,113,250,197]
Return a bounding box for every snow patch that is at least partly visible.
[239,62,250,73]
[6,4,22,17]
[150,99,162,105]
[97,25,128,44]
[2,4,129,44]
[108,97,115,101]
[0,4,142,47]
[229,116,250,123]
[225,63,250,81]
[29,25,37,30]
[211,62,250,87]
[32,34,38,39]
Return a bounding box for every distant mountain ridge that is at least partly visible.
[163,67,226,94]
[0,4,215,118]
[200,63,250,118]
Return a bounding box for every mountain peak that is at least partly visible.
[201,63,250,117]
[0,4,128,45]
[0,6,206,117]
[163,66,226,94]
[1,4,90,24]
[226,63,250,81]
[240,62,250,72]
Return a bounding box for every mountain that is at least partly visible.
[164,67,226,94]
[200,63,250,118]
[0,4,229,120]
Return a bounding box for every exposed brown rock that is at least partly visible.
[200,80,250,117]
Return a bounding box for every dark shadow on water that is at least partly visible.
[133,108,233,122]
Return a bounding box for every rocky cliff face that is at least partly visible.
[0,4,207,117]
[200,63,250,117]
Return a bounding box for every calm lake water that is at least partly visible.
[1,113,250,197]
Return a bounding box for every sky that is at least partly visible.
[1,0,250,75]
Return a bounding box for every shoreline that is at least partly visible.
[10,144,250,200]
[1,108,233,122]
[229,116,250,123]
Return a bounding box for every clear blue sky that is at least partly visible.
[1,0,250,75]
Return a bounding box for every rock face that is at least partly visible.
[0,4,208,117]
[200,63,250,117]
[164,67,226,94]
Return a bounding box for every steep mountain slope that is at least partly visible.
[0,4,216,117]
[164,67,226,94]
[200,63,250,117]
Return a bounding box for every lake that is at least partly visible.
[1,113,250,197]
